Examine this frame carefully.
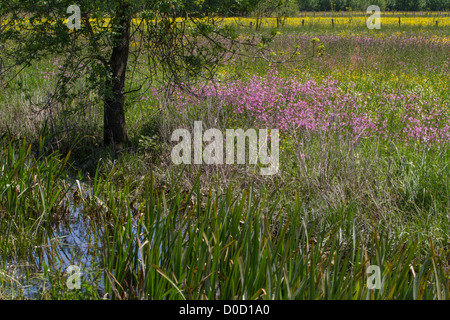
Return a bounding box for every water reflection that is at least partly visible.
[3,187,104,299]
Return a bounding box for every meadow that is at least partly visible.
[0,13,449,300]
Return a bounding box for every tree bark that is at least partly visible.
[104,6,130,147]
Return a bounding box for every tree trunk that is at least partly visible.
[104,6,130,147]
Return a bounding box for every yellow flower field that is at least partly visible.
[222,15,450,28]
[2,13,448,29]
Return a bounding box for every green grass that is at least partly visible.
[76,167,450,299]
[0,136,72,257]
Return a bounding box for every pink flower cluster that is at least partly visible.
[152,70,449,145]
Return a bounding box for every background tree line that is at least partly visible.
[296,0,449,11]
